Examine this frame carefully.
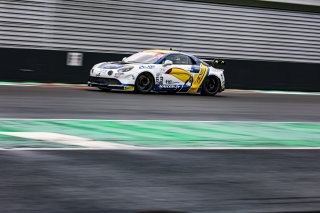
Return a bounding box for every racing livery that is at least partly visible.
[88,50,225,96]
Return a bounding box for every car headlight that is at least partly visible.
[118,66,134,72]
[91,64,99,74]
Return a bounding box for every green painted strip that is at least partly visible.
[0,120,319,148]
[0,82,19,86]
[0,81,87,87]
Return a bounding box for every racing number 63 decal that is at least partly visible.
[188,64,209,93]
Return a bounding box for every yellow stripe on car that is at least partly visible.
[166,68,192,82]
[124,86,135,91]
[188,64,208,93]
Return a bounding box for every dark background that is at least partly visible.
[1,48,319,91]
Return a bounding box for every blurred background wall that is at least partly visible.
[0,0,319,91]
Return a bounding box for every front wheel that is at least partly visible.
[201,76,220,96]
[135,73,154,94]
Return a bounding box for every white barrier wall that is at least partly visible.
[0,0,319,63]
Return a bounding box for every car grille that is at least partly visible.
[89,77,121,85]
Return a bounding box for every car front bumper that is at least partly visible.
[88,76,135,91]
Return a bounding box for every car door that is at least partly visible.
[160,54,195,91]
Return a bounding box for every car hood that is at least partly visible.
[96,61,130,69]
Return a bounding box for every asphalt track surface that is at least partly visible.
[0,86,320,121]
[2,150,320,213]
[1,85,320,213]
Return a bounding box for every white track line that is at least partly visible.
[1,147,320,151]
[0,132,136,149]
[0,119,320,124]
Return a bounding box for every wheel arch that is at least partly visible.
[202,74,221,87]
[135,71,156,85]
[134,71,156,93]
[200,74,222,96]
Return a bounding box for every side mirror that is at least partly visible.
[122,57,127,62]
[163,60,173,66]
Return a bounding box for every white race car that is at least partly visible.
[88,50,225,96]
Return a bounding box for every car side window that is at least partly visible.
[163,54,195,65]
[188,57,197,65]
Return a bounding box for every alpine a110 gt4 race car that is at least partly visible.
[88,50,225,96]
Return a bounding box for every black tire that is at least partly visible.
[201,76,220,96]
[98,87,111,92]
[135,73,155,93]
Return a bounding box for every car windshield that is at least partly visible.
[124,52,164,64]
[201,60,210,66]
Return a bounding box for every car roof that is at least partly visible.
[143,49,198,58]
[143,49,200,63]
[144,49,179,54]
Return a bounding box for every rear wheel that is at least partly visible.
[201,76,220,96]
[135,73,154,93]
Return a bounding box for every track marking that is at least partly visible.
[1,121,320,149]
[2,147,320,151]
[225,89,320,96]
[0,132,136,149]
[1,130,320,150]
[0,82,87,88]
[0,119,319,124]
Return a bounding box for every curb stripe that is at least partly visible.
[1,120,320,149]
[3,147,320,151]
[0,132,136,149]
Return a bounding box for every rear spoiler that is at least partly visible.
[200,58,226,67]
